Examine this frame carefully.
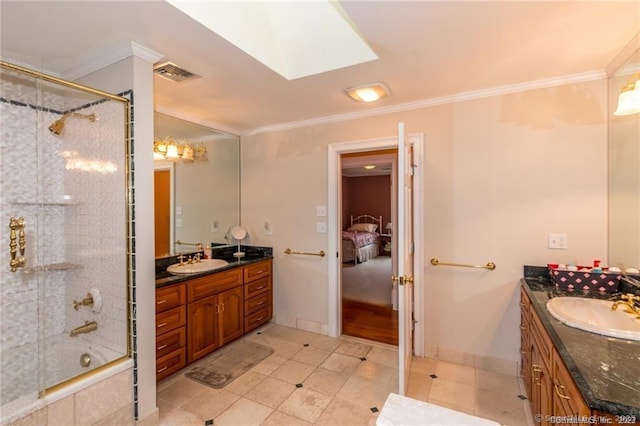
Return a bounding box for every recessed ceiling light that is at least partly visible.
[346,83,389,103]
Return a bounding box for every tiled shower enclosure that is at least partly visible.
[0,61,132,424]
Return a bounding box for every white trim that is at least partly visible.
[327,133,425,357]
[62,41,163,81]
[247,70,605,136]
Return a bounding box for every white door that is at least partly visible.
[396,122,414,395]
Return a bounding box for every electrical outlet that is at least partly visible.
[211,221,219,233]
[316,222,327,233]
[264,222,273,235]
[549,233,568,249]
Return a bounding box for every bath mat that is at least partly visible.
[185,340,273,389]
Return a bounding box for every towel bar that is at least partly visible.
[284,248,326,257]
[430,257,496,270]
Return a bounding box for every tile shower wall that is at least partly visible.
[0,67,129,415]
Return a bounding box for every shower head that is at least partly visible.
[48,112,96,135]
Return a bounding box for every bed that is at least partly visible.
[342,214,382,264]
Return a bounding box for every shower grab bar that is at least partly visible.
[430,257,496,270]
[284,248,326,257]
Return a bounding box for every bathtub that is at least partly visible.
[1,334,131,425]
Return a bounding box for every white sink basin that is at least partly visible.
[546,297,640,341]
[167,259,229,276]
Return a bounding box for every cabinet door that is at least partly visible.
[530,332,552,426]
[187,296,220,363]
[219,286,244,345]
[553,348,590,421]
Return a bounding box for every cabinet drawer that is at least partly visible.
[245,292,271,315]
[156,284,186,313]
[244,276,271,299]
[244,306,272,332]
[156,327,186,359]
[156,305,186,336]
[156,347,186,381]
[244,260,272,283]
[187,269,242,302]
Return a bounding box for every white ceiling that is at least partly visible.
[1,1,638,136]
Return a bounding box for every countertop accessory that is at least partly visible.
[284,248,326,257]
[430,257,496,270]
[230,226,247,257]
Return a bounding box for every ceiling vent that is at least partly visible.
[153,61,199,83]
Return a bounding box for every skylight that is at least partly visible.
[166,0,378,80]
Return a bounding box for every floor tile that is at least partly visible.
[156,324,529,426]
[429,378,476,411]
[320,352,362,375]
[303,367,350,396]
[271,359,316,385]
[180,387,240,420]
[435,360,476,385]
[214,398,273,426]
[158,407,205,426]
[156,377,207,410]
[291,345,332,367]
[315,397,378,426]
[279,387,332,423]
[244,376,296,409]
[261,410,313,426]
[224,370,266,396]
[334,341,372,358]
[308,334,343,351]
[366,346,398,368]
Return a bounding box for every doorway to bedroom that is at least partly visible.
[340,149,398,345]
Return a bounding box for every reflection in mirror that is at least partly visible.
[154,113,240,258]
[608,48,640,269]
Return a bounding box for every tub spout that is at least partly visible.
[70,321,98,337]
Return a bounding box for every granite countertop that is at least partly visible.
[521,267,640,417]
[155,245,273,288]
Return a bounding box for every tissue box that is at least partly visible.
[548,266,621,293]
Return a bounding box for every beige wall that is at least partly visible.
[241,79,608,369]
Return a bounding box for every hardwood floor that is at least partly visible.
[341,299,398,345]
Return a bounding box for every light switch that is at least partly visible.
[316,205,327,217]
[176,218,183,228]
[176,206,183,215]
[211,221,219,233]
[264,222,273,235]
[316,222,327,233]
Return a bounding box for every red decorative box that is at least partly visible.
[548,266,621,293]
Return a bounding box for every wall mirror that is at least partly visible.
[608,47,640,269]
[154,112,240,258]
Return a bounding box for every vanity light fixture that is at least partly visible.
[153,136,208,162]
[614,73,640,116]
[346,83,389,103]
[364,165,376,170]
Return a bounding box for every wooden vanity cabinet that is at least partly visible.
[156,259,274,381]
[187,269,243,363]
[243,259,273,332]
[155,283,186,381]
[521,287,590,425]
[520,288,531,397]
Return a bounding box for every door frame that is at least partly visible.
[327,133,424,356]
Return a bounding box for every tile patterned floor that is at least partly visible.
[157,324,532,425]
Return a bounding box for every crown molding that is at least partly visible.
[62,42,163,81]
[246,70,606,136]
